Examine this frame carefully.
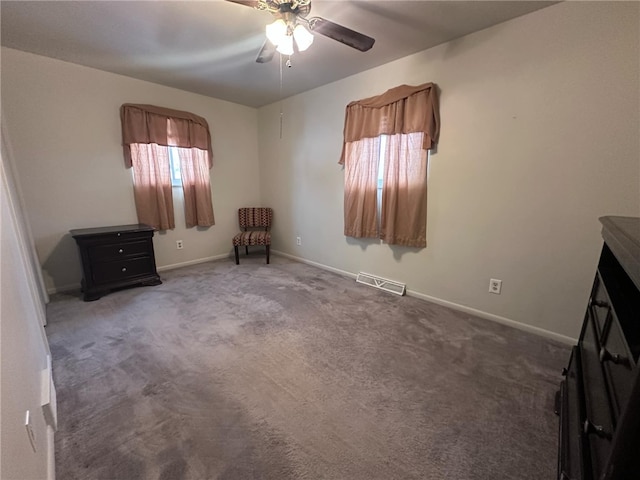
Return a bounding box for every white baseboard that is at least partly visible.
[47,283,78,295]
[47,424,56,480]
[272,250,576,346]
[406,289,576,345]
[272,250,357,279]
[156,253,230,272]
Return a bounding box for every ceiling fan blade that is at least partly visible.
[308,17,375,52]
[256,40,276,63]
[225,0,261,8]
[226,0,272,63]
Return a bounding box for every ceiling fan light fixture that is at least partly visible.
[293,24,314,51]
[266,18,287,46]
[229,0,376,64]
[276,34,294,55]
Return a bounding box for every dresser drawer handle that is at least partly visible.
[118,249,124,254]
[599,347,630,366]
[583,418,611,439]
[121,267,127,272]
[589,297,609,309]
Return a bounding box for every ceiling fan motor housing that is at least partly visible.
[277,5,298,34]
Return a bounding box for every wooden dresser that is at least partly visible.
[71,224,162,301]
[557,216,640,479]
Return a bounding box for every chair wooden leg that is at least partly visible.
[266,245,270,264]
[234,246,239,265]
[245,246,249,256]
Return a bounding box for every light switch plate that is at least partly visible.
[25,410,37,452]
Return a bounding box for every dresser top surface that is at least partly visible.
[600,216,640,290]
[70,224,155,238]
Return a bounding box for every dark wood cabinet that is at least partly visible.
[71,224,162,301]
[557,216,640,480]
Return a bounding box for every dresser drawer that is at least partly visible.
[600,314,635,420]
[92,256,155,285]
[558,347,585,480]
[580,313,614,476]
[589,273,613,336]
[88,240,151,262]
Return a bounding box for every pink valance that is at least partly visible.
[339,83,440,165]
[120,104,213,169]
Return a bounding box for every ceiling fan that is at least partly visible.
[227,0,375,63]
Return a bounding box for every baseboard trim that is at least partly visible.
[273,250,576,346]
[47,283,79,295]
[406,289,576,345]
[156,254,230,273]
[272,250,357,279]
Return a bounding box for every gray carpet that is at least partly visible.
[46,255,569,480]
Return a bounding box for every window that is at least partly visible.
[375,134,431,236]
[343,132,429,247]
[376,135,386,231]
[129,143,175,230]
[120,104,215,230]
[129,145,182,187]
[168,146,182,187]
[339,83,440,248]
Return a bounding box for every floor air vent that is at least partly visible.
[356,272,406,296]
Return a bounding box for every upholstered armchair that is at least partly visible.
[232,207,273,264]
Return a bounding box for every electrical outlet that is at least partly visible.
[176,240,184,250]
[296,236,302,246]
[489,279,502,294]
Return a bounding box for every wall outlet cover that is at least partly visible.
[489,279,502,294]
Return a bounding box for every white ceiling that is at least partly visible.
[1,1,557,107]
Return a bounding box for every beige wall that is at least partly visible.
[257,2,640,340]
[1,131,55,479]
[1,47,261,292]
